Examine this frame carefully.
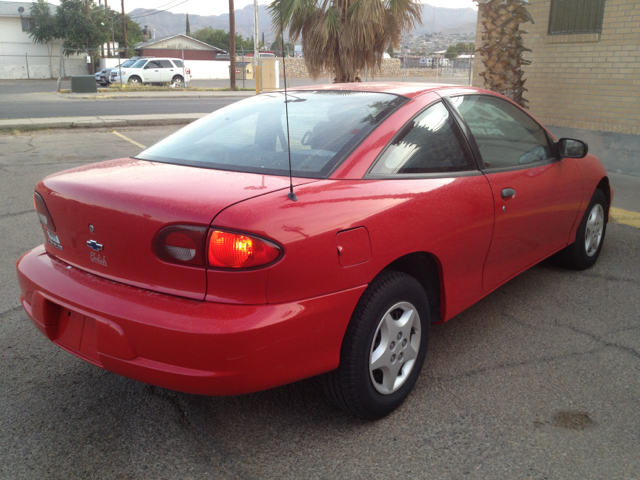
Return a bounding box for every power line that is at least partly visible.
[129,0,184,17]
[129,0,189,19]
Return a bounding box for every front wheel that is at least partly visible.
[555,189,608,270]
[127,76,141,85]
[322,270,430,419]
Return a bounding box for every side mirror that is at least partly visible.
[557,138,588,158]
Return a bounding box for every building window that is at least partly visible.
[21,17,36,32]
[548,0,606,35]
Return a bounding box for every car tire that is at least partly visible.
[321,270,430,419]
[172,75,184,87]
[554,188,608,270]
[128,76,141,85]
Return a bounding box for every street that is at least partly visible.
[0,76,470,119]
[1,126,639,479]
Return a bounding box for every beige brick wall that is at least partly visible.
[472,0,640,135]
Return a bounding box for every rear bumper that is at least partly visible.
[16,245,364,396]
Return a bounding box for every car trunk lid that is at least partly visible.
[37,158,310,300]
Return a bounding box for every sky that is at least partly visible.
[62,0,477,16]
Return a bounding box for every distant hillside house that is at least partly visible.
[0,0,87,79]
[472,0,640,136]
[135,34,226,61]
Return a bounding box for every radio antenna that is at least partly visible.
[279,0,298,202]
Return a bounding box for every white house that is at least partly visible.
[0,0,87,79]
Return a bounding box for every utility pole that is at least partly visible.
[121,0,127,58]
[105,0,111,57]
[85,0,93,74]
[229,0,236,91]
[253,0,260,94]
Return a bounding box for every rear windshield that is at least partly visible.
[136,91,407,178]
[132,59,147,68]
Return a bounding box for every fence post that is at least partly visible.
[25,53,30,79]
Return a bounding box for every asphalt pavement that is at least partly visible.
[1,126,639,479]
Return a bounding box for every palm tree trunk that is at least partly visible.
[475,0,533,108]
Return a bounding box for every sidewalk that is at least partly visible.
[0,113,207,130]
[64,90,256,101]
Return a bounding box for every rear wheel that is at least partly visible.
[172,75,184,87]
[322,270,430,419]
[555,189,607,270]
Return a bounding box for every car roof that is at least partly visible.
[287,82,488,99]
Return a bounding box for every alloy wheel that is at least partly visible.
[585,203,604,257]
[369,301,421,395]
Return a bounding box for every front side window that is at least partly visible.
[451,95,553,170]
[137,91,408,178]
[549,0,606,35]
[144,61,161,69]
[369,102,475,175]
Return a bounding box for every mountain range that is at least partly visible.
[129,4,478,46]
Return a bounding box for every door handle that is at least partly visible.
[501,188,516,199]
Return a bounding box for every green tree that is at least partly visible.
[269,0,422,82]
[270,34,294,55]
[109,9,142,53]
[186,13,191,36]
[55,0,109,72]
[29,0,58,78]
[475,0,533,107]
[444,42,474,59]
[191,27,254,53]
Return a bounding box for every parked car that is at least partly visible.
[110,57,191,86]
[95,57,154,86]
[17,84,611,419]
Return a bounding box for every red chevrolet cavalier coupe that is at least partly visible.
[17,84,611,419]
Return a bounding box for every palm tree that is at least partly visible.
[475,0,534,108]
[268,0,422,83]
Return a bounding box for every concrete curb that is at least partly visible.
[62,91,256,101]
[0,113,207,131]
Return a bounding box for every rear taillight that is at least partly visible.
[186,67,191,75]
[207,230,281,269]
[154,225,207,266]
[33,192,55,231]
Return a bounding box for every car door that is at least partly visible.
[158,60,175,83]
[367,100,495,318]
[143,60,162,83]
[446,94,583,293]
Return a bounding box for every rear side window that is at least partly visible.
[137,91,408,178]
[173,60,184,68]
[369,102,475,175]
[159,60,174,68]
[451,95,553,169]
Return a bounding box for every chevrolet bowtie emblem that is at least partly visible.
[87,240,103,251]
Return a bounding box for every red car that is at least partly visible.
[17,84,611,419]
